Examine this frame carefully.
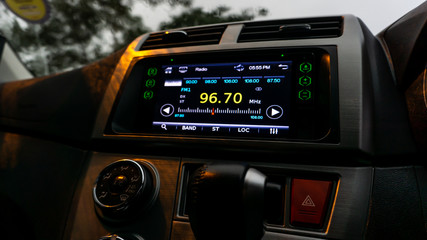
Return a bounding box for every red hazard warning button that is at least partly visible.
[290,178,333,228]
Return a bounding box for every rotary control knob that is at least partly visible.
[99,233,144,240]
[93,159,160,222]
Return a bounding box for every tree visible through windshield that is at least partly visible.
[1,0,423,77]
[0,0,267,76]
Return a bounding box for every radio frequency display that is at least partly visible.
[152,60,293,137]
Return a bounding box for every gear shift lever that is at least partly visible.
[188,163,267,240]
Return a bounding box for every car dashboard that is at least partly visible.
[0,7,426,240]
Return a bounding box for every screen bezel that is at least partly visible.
[108,47,339,143]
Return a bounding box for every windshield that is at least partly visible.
[0,0,424,77]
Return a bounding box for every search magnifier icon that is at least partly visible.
[161,124,167,130]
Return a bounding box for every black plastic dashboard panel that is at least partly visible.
[172,159,373,240]
[91,14,415,156]
[67,153,373,240]
[110,47,338,142]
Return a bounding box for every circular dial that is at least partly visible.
[94,160,144,208]
[93,159,159,221]
[99,234,144,240]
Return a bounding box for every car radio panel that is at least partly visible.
[153,59,293,137]
[111,47,337,142]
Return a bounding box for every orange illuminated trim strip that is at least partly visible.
[324,178,340,234]
[109,35,173,96]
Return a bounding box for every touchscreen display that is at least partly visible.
[152,61,293,137]
[111,48,335,141]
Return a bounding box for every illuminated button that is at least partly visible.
[234,64,244,72]
[143,90,154,100]
[299,76,312,86]
[299,62,312,73]
[269,128,279,135]
[259,127,288,136]
[207,126,229,134]
[110,175,128,193]
[146,79,156,88]
[179,66,188,73]
[259,127,280,135]
[278,64,289,70]
[180,125,201,132]
[290,178,333,228]
[160,104,174,117]
[147,67,158,76]
[153,123,177,132]
[266,105,284,119]
[298,89,312,101]
[164,67,172,74]
[231,127,255,134]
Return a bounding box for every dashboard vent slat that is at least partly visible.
[238,17,343,42]
[140,26,226,50]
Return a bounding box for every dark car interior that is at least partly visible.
[0,2,426,240]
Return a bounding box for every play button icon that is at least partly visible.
[271,108,280,116]
[160,104,174,117]
[266,105,284,119]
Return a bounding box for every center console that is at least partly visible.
[65,15,417,240]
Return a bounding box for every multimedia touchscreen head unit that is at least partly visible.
[153,60,292,136]
[111,47,337,141]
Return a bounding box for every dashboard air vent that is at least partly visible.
[238,17,343,42]
[140,25,226,50]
